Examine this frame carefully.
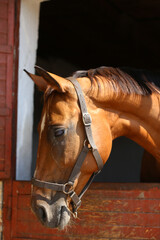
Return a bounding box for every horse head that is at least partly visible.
[26,66,112,229]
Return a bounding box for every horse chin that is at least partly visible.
[57,206,71,230]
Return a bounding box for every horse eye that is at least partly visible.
[54,128,65,137]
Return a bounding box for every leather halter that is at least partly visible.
[32,77,103,217]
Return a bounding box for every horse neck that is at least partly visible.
[91,91,160,160]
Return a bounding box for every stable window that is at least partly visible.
[16,0,159,182]
[32,0,145,183]
[6,1,160,239]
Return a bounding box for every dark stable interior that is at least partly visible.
[32,0,160,182]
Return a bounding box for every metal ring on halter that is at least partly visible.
[72,211,77,219]
[84,139,92,150]
[62,182,74,195]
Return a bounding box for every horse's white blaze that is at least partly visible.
[40,111,46,138]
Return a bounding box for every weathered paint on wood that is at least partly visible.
[0,0,15,179]
[0,181,3,238]
[0,0,16,236]
[1,0,160,239]
[3,180,12,240]
[3,181,160,240]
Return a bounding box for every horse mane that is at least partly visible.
[72,66,160,96]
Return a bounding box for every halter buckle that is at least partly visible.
[63,182,74,195]
[83,113,92,126]
[84,139,92,150]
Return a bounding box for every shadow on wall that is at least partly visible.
[94,137,144,182]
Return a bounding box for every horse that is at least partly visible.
[25,65,160,230]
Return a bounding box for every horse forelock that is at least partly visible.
[43,86,57,115]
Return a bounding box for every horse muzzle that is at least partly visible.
[31,194,71,229]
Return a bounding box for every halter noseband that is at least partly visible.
[32,77,104,217]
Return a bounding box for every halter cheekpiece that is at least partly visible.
[32,76,104,217]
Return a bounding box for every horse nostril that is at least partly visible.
[38,206,47,223]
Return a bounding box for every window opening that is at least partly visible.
[16,0,159,182]
[31,0,149,183]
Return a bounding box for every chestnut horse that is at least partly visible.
[25,66,160,230]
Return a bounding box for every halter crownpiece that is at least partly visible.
[32,76,104,217]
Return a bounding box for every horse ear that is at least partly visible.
[24,69,47,92]
[34,65,70,93]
